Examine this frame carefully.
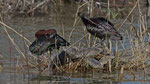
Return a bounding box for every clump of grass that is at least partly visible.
[0,0,59,17]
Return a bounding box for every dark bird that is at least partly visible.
[78,12,122,41]
[29,29,70,55]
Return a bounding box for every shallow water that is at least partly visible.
[0,2,150,84]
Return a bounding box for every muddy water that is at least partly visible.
[0,2,150,84]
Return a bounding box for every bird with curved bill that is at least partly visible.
[78,12,123,42]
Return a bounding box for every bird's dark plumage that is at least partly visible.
[78,12,122,41]
[29,29,70,55]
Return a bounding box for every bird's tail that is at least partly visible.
[56,35,70,46]
[110,32,123,41]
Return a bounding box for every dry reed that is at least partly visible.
[0,0,149,76]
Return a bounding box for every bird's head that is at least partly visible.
[78,12,85,18]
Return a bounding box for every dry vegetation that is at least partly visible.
[0,0,150,76]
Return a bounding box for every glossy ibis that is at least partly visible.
[78,12,122,41]
[29,29,70,55]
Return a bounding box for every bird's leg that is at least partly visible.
[100,39,110,56]
[101,39,105,45]
[97,39,106,55]
[48,50,52,75]
[107,39,110,50]
[49,50,51,57]
[100,38,105,46]
[103,39,109,55]
[37,53,41,83]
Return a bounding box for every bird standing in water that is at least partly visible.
[78,12,122,42]
[29,29,70,55]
